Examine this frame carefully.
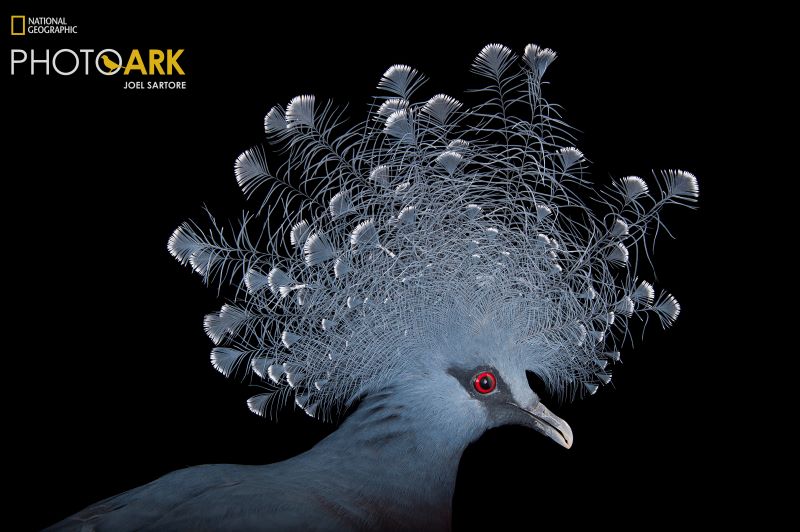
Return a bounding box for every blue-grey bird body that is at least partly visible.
[50,366,567,531]
[49,42,695,531]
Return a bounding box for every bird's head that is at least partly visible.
[168,43,696,446]
[439,359,572,448]
[449,359,571,448]
[352,304,574,448]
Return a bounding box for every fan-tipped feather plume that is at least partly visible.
[472,43,516,79]
[169,43,697,421]
[523,44,557,78]
[234,147,271,196]
[422,94,463,125]
[264,106,288,136]
[286,95,316,128]
[377,98,409,118]
[379,65,426,99]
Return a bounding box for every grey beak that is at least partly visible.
[511,401,574,449]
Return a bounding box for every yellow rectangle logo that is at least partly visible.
[11,16,25,36]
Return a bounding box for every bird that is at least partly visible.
[49,42,698,531]
[101,54,122,72]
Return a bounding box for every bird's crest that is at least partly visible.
[168,43,697,421]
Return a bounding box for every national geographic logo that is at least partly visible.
[11,16,78,35]
[8,16,188,90]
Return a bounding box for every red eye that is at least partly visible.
[473,371,496,394]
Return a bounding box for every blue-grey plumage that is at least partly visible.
[48,362,568,531]
[49,41,696,530]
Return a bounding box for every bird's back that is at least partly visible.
[46,460,373,531]
[47,399,456,532]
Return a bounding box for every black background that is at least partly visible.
[5,6,760,530]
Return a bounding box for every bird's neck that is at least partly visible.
[305,387,482,530]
